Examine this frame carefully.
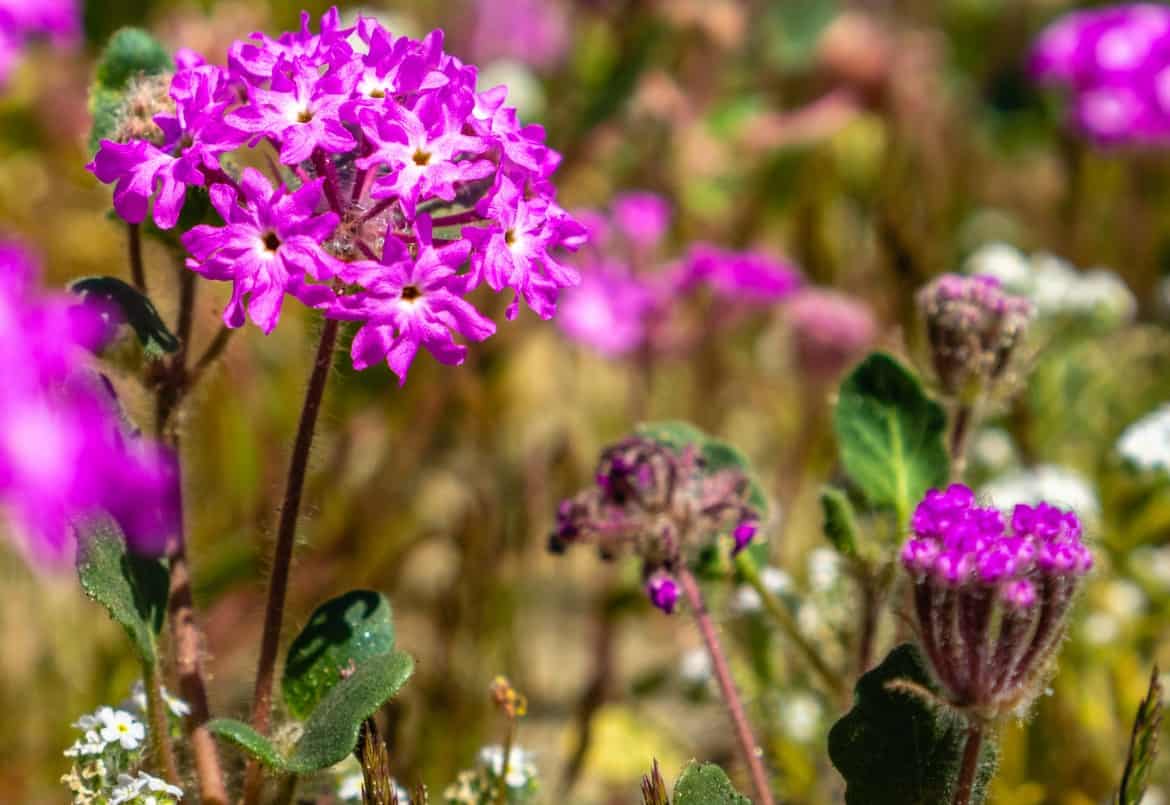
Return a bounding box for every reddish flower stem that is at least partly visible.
[678,568,775,805]
[242,317,340,805]
[952,721,986,805]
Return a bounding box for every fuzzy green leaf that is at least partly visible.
[282,590,396,720]
[205,719,285,769]
[95,28,171,92]
[820,487,860,557]
[636,420,708,452]
[828,643,996,805]
[70,276,180,358]
[76,516,169,666]
[833,353,949,526]
[672,762,750,805]
[1119,666,1163,805]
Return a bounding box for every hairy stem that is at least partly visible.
[949,402,975,481]
[143,663,180,784]
[735,554,846,697]
[952,721,986,805]
[678,568,775,805]
[127,223,146,292]
[242,317,340,805]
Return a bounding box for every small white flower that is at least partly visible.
[64,729,108,758]
[964,242,1030,287]
[126,680,192,720]
[98,708,146,751]
[1082,612,1119,645]
[729,567,792,614]
[679,648,712,685]
[780,693,823,742]
[981,465,1099,520]
[479,744,536,788]
[1102,579,1146,620]
[109,772,183,804]
[970,428,1017,474]
[1118,404,1170,473]
[336,769,364,802]
[807,548,842,594]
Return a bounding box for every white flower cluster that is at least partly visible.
[965,242,1136,324]
[1117,404,1170,473]
[61,682,188,804]
[981,464,1100,520]
[442,745,538,804]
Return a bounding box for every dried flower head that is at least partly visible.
[901,483,1092,714]
[916,273,1032,400]
[550,434,761,613]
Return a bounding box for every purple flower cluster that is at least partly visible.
[88,8,584,384]
[917,273,1032,398]
[1030,3,1170,145]
[901,484,1091,710]
[784,288,876,381]
[0,0,79,85]
[550,435,761,614]
[0,240,178,568]
[557,192,802,359]
[468,0,570,70]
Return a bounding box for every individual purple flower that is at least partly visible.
[557,262,657,357]
[684,244,803,305]
[645,571,680,614]
[902,483,1091,711]
[181,168,342,333]
[88,64,246,229]
[0,240,177,567]
[785,288,876,381]
[329,216,495,384]
[0,0,79,86]
[468,0,570,70]
[550,433,764,613]
[227,7,352,82]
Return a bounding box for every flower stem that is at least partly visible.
[143,662,180,785]
[952,720,986,805]
[678,568,775,805]
[734,554,846,698]
[949,402,976,481]
[127,223,146,292]
[242,317,340,805]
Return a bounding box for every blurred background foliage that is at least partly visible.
[3,0,1170,802]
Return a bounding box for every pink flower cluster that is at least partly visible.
[0,0,79,85]
[0,241,177,567]
[1030,3,1170,144]
[557,192,802,358]
[901,484,1091,609]
[88,8,584,384]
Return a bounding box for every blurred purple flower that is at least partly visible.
[612,192,671,250]
[0,240,178,568]
[0,0,79,86]
[685,245,803,305]
[1030,4,1170,145]
[469,0,570,70]
[557,262,657,358]
[645,571,680,614]
[785,288,876,380]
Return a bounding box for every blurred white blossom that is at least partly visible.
[1117,404,1170,472]
[981,465,1099,520]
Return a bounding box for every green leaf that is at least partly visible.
[636,420,708,452]
[833,353,949,527]
[828,643,996,805]
[700,437,769,519]
[205,719,285,770]
[820,487,860,558]
[76,516,170,666]
[672,762,751,805]
[95,28,171,92]
[282,590,396,720]
[211,650,414,774]
[87,86,124,152]
[1119,666,1163,805]
[70,276,180,358]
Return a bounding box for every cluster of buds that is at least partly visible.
[550,435,761,614]
[916,273,1033,400]
[901,484,1092,714]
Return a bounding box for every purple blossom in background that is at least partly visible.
[468,0,570,70]
[785,288,876,381]
[558,193,803,358]
[1030,4,1170,145]
[901,483,1092,710]
[89,8,584,383]
[0,240,178,568]
[645,571,679,614]
[0,0,79,86]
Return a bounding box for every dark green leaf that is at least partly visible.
[1119,666,1163,805]
[828,643,996,805]
[95,28,171,92]
[76,516,169,665]
[833,353,949,526]
[70,276,180,357]
[672,762,750,805]
[206,719,285,770]
[820,486,860,557]
[282,590,396,720]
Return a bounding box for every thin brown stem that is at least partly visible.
[952,721,986,805]
[188,326,236,387]
[678,568,775,805]
[143,663,180,784]
[950,403,975,481]
[127,223,146,292]
[242,317,341,805]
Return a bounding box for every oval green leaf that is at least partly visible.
[672,762,751,805]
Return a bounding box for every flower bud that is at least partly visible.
[916,273,1032,399]
[646,571,680,614]
[901,483,1091,714]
